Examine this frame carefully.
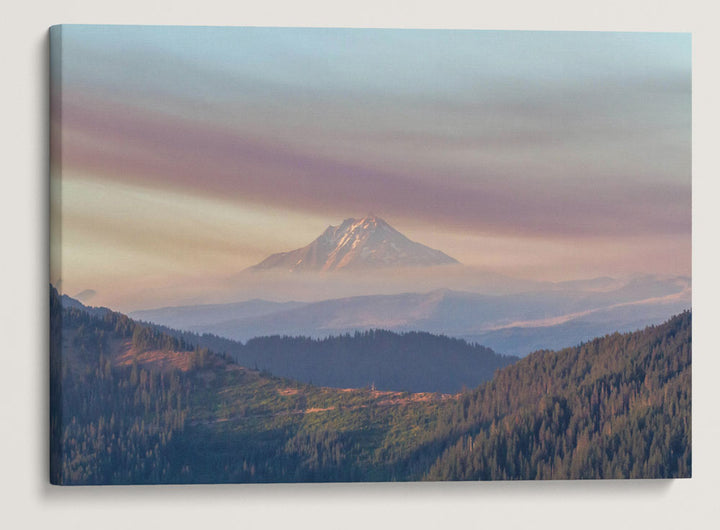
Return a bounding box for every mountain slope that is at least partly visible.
[51,286,690,483]
[238,331,517,393]
[423,311,691,480]
[50,286,457,484]
[248,215,459,272]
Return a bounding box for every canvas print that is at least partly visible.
[49,25,691,485]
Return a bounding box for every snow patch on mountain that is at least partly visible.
[247,215,459,272]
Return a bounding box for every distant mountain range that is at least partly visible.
[131,274,691,356]
[129,299,306,330]
[247,215,459,272]
[124,215,691,357]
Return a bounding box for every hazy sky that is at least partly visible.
[50,26,691,310]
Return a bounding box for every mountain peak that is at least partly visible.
[248,216,459,273]
[333,215,386,229]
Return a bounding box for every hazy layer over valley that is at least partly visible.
[131,273,689,357]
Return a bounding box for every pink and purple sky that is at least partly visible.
[50,26,691,311]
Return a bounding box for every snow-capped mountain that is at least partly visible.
[247,215,460,272]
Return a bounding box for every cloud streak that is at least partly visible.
[59,90,689,239]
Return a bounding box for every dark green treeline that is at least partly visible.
[50,286,690,484]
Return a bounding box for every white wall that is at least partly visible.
[2,1,718,529]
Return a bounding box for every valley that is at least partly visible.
[132,274,690,357]
[51,285,691,484]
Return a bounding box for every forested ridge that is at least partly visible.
[50,286,690,484]
[51,288,212,483]
[140,321,516,393]
[234,331,515,393]
[423,310,691,479]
